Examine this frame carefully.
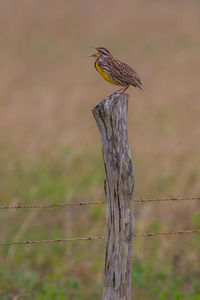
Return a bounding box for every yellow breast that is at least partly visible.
[95,62,120,86]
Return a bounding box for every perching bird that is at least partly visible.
[90,46,149,96]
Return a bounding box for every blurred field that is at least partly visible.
[0,0,200,299]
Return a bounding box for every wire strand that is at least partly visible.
[0,201,105,210]
[0,229,199,246]
[0,197,199,210]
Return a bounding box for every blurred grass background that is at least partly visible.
[0,0,200,299]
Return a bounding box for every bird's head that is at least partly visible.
[89,47,112,60]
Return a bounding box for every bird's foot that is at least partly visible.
[108,86,129,98]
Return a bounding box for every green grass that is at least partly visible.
[0,147,200,299]
[132,260,200,300]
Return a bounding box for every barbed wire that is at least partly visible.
[135,196,200,203]
[0,201,105,210]
[0,197,199,210]
[0,229,199,246]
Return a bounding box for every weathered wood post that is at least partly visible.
[92,93,134,300]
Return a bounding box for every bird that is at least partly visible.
[90,46,149,96]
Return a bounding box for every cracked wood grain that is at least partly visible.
[92,93,134,300]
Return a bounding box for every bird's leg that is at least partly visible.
[118,86,129,94]
[108,86,128,97]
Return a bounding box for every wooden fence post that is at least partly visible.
[92,93,134,300]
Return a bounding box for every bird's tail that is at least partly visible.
[138,84,150,96]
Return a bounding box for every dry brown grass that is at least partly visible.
[0,0,199,156]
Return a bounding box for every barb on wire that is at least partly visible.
[0,229,199,246]
[0,197,199,210]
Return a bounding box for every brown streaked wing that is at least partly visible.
[103,57,143,87]
[113,58,143,87]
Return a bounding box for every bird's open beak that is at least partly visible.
[89,46,98,57]
[89,53,97,57]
